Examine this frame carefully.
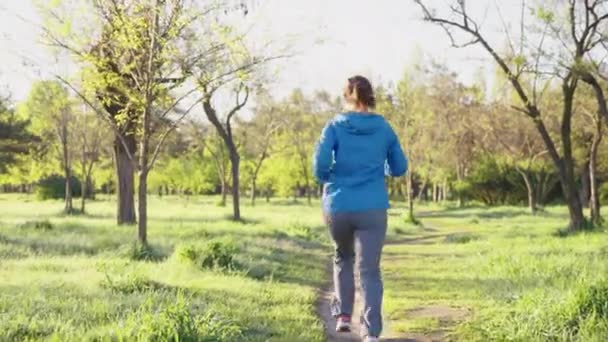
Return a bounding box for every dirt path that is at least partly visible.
[317,277,362,342]
[316,228,467,342]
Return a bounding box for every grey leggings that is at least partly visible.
[327,209,387,338]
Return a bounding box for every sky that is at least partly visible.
[0,0,524,104]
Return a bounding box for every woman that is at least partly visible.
[313,75,408,342]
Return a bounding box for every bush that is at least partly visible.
[464,157,522,205]
[34,174,81,200]
[599,182,608,203]
[174,239,239,271]
[100,272,166,294]
[120,242,165,262]
[200,240,238,270]
[175,244,200,264]
[109,294,243,341]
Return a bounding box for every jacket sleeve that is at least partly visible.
[313,122,336,183]
[385,126,408,177]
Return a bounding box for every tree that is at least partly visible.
[392,66,430,221]
[413,0,608,231]
[201,126,231,206]
[73,106,109,213]
[20,81,74,213]
[573,84,605,224]
[279,89,327,204]
[43,0,204,243]
[481,103,551,214]
[192,20,279,219]
[200,84,249,219]
[244,92,282,205]
[0,96,36,174]
[419,65,480,207]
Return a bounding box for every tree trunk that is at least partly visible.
[560,167,586,231]
[250,152,267,207]
[114,135,137,225]
[62,127,73,214]
[220,178,227,206]
[558,83,586,231]
[536,169,545,208]
[417,179,428,201]
[81,170,87,214]
[64,166,73,214]
[517,169,537,215]
[87,175,94,200]
[250,180,256,206]
[265,189,270,203]
[407,172,415,221]
[590,119,602,225]
[306,184,312,205]
[138,170,148,244]
[580,161,590,209]
[229,149,241,221]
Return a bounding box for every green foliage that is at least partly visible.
[0,100,37,174]
[101,272,165,294]
[513,54,527,68]
[175,238,239,271]
[175,244,201,264]
[599,182,608,203]
[460,156,542,206]
[200,239,239,270]
[34,174,81,200]
[536,7,555,23]
[111,294,243,341]
[121,242,165,262]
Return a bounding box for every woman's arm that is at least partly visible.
[386,127,408,177]
[313,122,336,183]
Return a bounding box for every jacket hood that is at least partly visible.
[333,112,385,135]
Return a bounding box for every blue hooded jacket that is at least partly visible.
[313,112,408,213]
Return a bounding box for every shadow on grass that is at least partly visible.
[0,233,170,261]
[552,222,606,238]
[385,234,450,246]
[384,274,556,303]
[418,206,566,220]
[0,233,101,256]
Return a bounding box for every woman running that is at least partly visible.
[313,75,408,342]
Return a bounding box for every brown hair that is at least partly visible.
[345,75,376,109]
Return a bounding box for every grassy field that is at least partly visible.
[382,205,608,341]
[1,194,608,341]
[0,194,331,342]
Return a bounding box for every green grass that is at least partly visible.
[2,194,608,341]
[382,203,608,341]
[0,194,328,342]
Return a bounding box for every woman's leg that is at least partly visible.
[354,210,388,338]
[327,213,355,317]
